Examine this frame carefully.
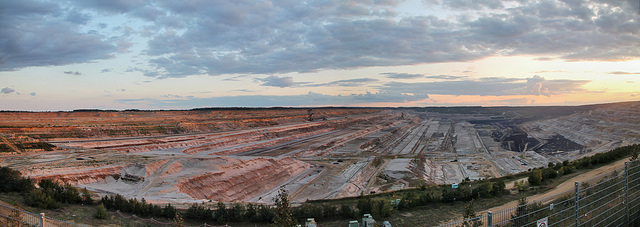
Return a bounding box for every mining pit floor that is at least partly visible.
[2,103,639,207]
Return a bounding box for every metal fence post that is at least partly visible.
[625,162,629,226]
[40,213,45,227]
[487,211,492,227]
[575,181,579,227]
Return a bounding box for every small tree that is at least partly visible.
[163,204,177,219]
[512,196,528,226]
[528,169,543,186]
[357,196,373,215]
[630,146,639,161]
[245,203,257,221]
[230,203,245,222]
[274,187,296,227]
[462,199,482,227]
[81,188,93,204]
[479,180,493,198]
[94,204,107,220]
[173,213,184,227]
[339,204,355,219]
[214,202,228,223]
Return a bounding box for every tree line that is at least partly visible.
[528,144,640,186]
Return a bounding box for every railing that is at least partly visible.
[438,160,640,227]
[0,203,86,227]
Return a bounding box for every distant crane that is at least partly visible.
[306,109,327,121]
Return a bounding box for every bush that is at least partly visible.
[213,202,227,223]
[245,204,257,221]
[377,200,392,218]
[94,204,107,219]
[339,204,355,219]
[185,203,212,220]
[357,197,373,215]
[256,205,274,223]
[0,167,34,193]
[163,204,177,219]
[528,169,543,186]
[24,189,58,209]
[491,180,508,196]
[542,169,558,180]
[229,203,245,222]
[37,179,82,204]
[81,188,93,204]
[479,180,493,198]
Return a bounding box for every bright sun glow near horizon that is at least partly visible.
[0,0,638,111]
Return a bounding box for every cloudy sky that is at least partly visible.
[1,0,639,110]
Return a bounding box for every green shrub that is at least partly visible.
[94,204,107,219]
[528,169,542,186]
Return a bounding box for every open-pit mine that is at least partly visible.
[1,102,639,206]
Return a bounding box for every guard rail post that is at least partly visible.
[625,162,629,226]
[574,181,579,227]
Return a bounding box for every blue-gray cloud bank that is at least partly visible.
[1,0,639,78]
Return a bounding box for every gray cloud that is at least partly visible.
[162,94,183,99]
[1,87,16,94]
[137,0,639,77]
[0,0,116,71]
[117,91,429,108]
[65,10,92,24]
[425,75,468,80]
[4,0,639,77]
[380,76,589,96]
[232,89,256,93]
[64,71,82,76]
[305,78,379,87]
[441,0,504,10]
[257,76,296,88]
[383,73,424,79]
[71,0,149,15]
[29,92,36,96]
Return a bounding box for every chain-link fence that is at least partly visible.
[0,203,86,227]
[438,160,640,227]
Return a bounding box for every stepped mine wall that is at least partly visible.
[24,164,129,185]
[177,157,309,202]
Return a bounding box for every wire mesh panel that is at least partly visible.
[0,204,40,226]
[44,216,87,227]
[436,214,488,227]
[628,161,640,225]
[491,189,575,227]
[438,160,640,227]
[577,168,626,226]
[0,203,90,227]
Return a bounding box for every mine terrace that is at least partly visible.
[1,102,639,207]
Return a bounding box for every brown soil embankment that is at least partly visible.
[178,157,309,202]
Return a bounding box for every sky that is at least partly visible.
[0,0,639,111]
